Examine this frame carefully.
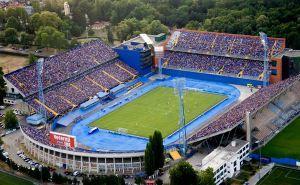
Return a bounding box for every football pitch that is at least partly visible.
[90,87,226,138]
[257,166,300,185]
[260,117,300,160]
[0,171,33,185]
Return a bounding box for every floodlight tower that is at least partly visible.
[259,32,269,87]
[174,78,187,156]
[154,46,164,79]
[37,58,46,123]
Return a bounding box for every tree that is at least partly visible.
[107,26,114,44]
[151,130,165,169]
[0,32,5,44]
[0,9,5,27]
[0,137,3,146]
[198,167,215,185]
[4,110,18,129]
[92,0,113,21]
[156,179,163,185]
[128,4,159,21]
[31,0,41,13]
[70,38,80,48]
[185,20,201,30]
[52,171,68,184]
[20,32,34,46]
[70,23,83,37]
[287,32,300,50]
[41,167,51,182]
[115,18,141,41]
[30,11,62,31]
[144,20,169,35]
[51,30,68,50]
[35,26,68,49]
[135,176,144,185]
[169,161,198,185]
[0,67,6,105]
[4,28,18,44]
[87,28,95,36]
[144,142,155,176]
[144,130,165,176]
[5,17,21,31]
[28,53,38,65]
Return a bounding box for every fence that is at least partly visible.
[249,153,299,167]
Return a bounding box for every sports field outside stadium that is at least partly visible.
[90,87,226,138]
[259,117,300,160]
[257,166,300,185]
[0,171,33,185]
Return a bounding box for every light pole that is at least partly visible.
[259,32,269,87]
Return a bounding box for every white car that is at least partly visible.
[17,151,23,155]
[73,171,80,176]
[2,152,9,157]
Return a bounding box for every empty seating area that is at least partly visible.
[5,40,138,118]
[247,80,300,142]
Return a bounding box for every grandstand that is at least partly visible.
[4,40,138,118]
[163,29,286,85]
[188,74,300,145]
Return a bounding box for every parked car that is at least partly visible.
[72,170,80,176]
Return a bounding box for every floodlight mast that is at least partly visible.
[37,58,47,123]
[259,32,269,87]
[174,78,187,156]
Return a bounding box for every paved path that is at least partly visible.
[247,163,274,185]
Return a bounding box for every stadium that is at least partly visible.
[3,29,300,175]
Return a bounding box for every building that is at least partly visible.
[64,2,70,16]
[114,33,167,75]
[200,140,250,185]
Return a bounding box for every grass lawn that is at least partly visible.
[90,87,226,138]
[259,117,300,160]
[257,166,300,185]
[0,171,33,185]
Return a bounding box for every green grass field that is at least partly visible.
[0,171,33,185]
[259,117,300,160]
[257,166,300,185]
[90,87,226,138]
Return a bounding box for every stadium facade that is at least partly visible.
[3,30,300,174]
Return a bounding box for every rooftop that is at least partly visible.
[225,139,248,153]
[201,140,249,171]
[115,33,167,51]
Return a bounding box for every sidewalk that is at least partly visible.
[247,163,274,185]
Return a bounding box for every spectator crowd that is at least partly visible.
[164,30,285,79]
[188,74,300,142]
[170,30,285,60]
[5,40,138,117]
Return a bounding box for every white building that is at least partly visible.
[64,2,70,16]
[200,139,249,185]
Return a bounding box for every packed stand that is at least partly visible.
[25,59,138,117]
[5,40,118,97]
[163,51,264,78]
[169,30,285,61]
[188,75,300,142]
